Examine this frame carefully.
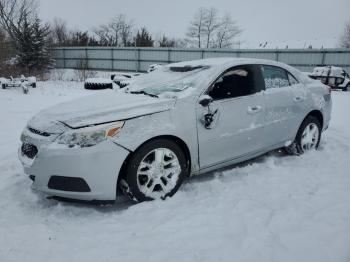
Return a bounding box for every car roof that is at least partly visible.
[166,57,291,70]
[165,57,302,82]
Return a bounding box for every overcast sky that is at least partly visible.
[38,0,349,48]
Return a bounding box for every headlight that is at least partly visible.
[56,121,124,148]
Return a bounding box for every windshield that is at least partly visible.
[126,65,210,97]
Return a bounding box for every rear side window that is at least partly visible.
[261,65,290,89]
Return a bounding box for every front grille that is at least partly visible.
[28,127,51,137]
[21,143,38,159]
[48,176,91,192]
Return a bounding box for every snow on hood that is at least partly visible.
[28,92,175,131]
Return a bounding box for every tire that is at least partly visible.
[285,116,321,155]
[120,139,189,202]
[1,84,6,89]
[31,83,36,88]
[84,82,113,90]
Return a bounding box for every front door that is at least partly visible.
[196,65,266,169]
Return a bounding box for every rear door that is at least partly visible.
[260,65,305,147]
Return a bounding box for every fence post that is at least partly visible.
[85,48,89,69]
[135,48,141,72]
[168,49,171,64]
[134,48,138,72]
[111,48,114,70]
[63,48,66,68]
[321,50,326,65]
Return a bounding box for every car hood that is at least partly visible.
[28,92,175,132]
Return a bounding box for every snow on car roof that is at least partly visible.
[164,57,303,83]
[165,57,291,69]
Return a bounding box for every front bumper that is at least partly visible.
[19,129,130,201]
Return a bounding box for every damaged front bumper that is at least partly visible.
[19,127,130,201]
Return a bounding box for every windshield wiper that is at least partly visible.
[130,90,159,98]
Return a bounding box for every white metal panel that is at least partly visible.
[279,52,323,65]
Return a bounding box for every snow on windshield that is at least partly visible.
[126,65,210,97]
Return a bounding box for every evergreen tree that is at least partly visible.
[11,14,52,72]
[31,17,52,69]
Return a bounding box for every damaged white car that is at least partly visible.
[19,58,332,203]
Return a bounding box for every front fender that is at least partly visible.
[111,108,200,173]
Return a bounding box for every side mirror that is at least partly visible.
[199,95,213,107]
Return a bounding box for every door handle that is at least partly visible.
[247,106,262,114]
[293,96,304,102]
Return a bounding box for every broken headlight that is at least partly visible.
[56,121,124,148]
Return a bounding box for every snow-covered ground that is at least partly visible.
[1,83,350,262]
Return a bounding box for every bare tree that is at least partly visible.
[215,14,241,48]
[94,24,115,46]
[74,56,96,81]
[111,14,134,47]
[93,14,134,46]
[155,33,175,47]
[202,7,220,48]
[187,7,241,49]
[48,17,68,46]
[339,21,350,48]
[186,7,206,48]
[0,0,37,44]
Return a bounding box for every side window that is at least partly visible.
[208,65,258,100]
[288,73,299,86]
[261,65,290,89]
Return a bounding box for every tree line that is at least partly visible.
[0,0,349,76]
[47,7,242,49]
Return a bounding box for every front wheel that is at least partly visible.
[285,116,321,155]
[120,139,188,202]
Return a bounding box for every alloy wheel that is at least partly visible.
[301,123,320,151]
[136,148,182,199]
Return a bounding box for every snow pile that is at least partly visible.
[85,78,112,84]
[0,84,350,262]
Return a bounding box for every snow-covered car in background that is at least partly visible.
[19,58,332,203]
[84,78,113,90]
[309,66,350,91]
[147,63,163,73]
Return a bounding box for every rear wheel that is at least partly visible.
[120,139,188,202]
[285,116,321,155]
